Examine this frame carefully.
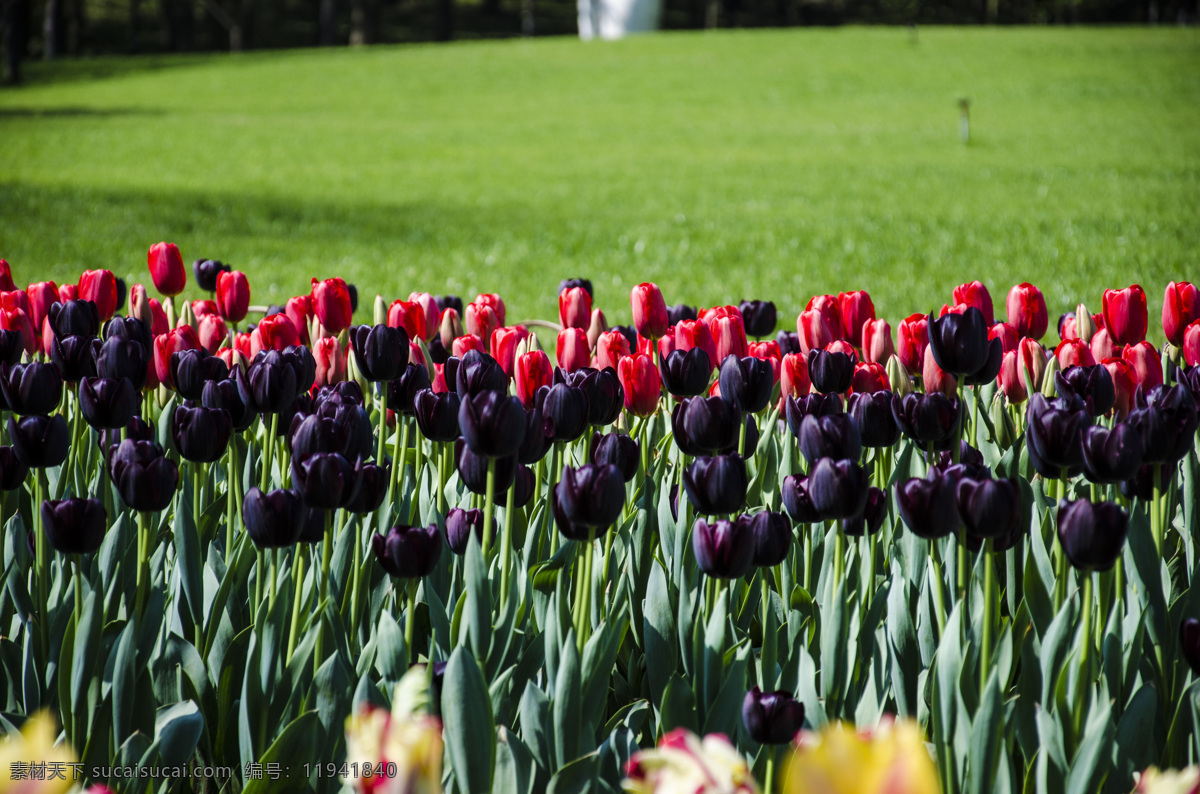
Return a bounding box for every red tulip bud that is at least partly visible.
[1184,319,1200,367]
[594,329,631,372]
[286,295,314,346]
[989,321,1019,354]
[780,353,811,401]
[407,292,440,341]
[631,283,669,340]
[216,270,250,323]
[850,361,889,394]
[198,313,228,354]
[953,281,994,325]
[515,350,553,408]
[464,302,500,345]
[1102,285,1148,346]
[26,281,57,332]
[999,350,1027,403]
[1163,281,1199,348]
[1101,357,1138,418]
[0,259,14,292]
[78,269,119,321]
[147,242,186,297]
[154,326,202,390]
[922,345,957,397]
[1017,338,1047,394]
[838,290,875,347]
[560,286,593,331]
[314,336,347,387]
[1089,327,1120,363]
[490,325,530,379]
[1122,340,1163,391]
[619,353,661,417]
[257,313,300,353]
[1054,338,1096,369]
[897,313,929,376]
[388,299,427,342]
[310,277,353,335]
[473,293,506,326]
[452,334,485,358]
[861,318,894,365]
[556,327,590,373]
[804,295,844,341]
[1006,282,1048,340]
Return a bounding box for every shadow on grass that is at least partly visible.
[4,53,225,89]
[0,106,166,118]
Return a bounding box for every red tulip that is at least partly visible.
[556,328,591,372]
[0,290,32,323]
[619,353,660,417]
[147,242,186,297]
[257,313,300,353]
[191,299,218,319]
[314,336,346,387]
[388,299,427,342]
[1122,341,1162,391]
[217,347,249,373]
[432,363,452,394]
[0,259,14,292]
[234,332,252,360]
[490,325,530,378]
[672,319,718,366]
[439,308,463,349]
[989,322,1019,354]
[154,326,202,389]
[78,269,118,321]
[804,295,844,341]
[748,340,782,383]
[838,291,875,348]
[408,340,426,368]
[1006,283,1048,340]
[780,353,811,400]
[464,302,500,345]
[473,293,506,327]
[453,334,486,358]
[953,281,994,325]
[923,345,956,397]
[999,350,1027,403]
[58,283,78,302]
[711,314,748,363]
[559,286,592,331]
[1184,319,1200,367]
[897,313,929,376]
[408,292,440,341]
[797,309,834,356]
[1054,338,1096,369]
[26,282,57,331]
[1090,327,1120,363]
[1163,281,1200,348]
[861,319,894,365]
[632,283,669,340]
[286,295,314,345]
[0,307,36,355]
[39,316,54,357]
[198,313,228,354]
[1017,338,1047,394]
[1101,357,1138,418]
[850,362,889,394]
[515,350,553,408]
[1102,285,1148,346]
[311,277,353,335]
[216,271,250,324]
[595,329,631,371]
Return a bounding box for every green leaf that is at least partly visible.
[241,711,320,794]
[464,535,493,665]
[659,673,699,736]
[173,486,204,629]
[968,670,1003,794]
[554,634,582,768]
[154,701,204,766]
[643,561,676,713]
[1064,696,1114,794]
[547,752,598,794]
[1111,685,1157,787]
[111,618,140,741]
[443,646,496,794]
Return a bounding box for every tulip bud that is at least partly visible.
[1040,357,1061,399]
[739,300,777,338]
[1123,341,1164,392]
[897,313,929,376]
[691,518,754,579]
[896,473,959,538]
[1057,498,1128,572]
[291,451,362,509]
[1102,284,1148,346]
[953,281,995,325]
[885,355,912,398]
[444,508,492,555]
[110,438,179,511]
[922,345,957,398]
[345,462,390,514]
[459,390,526,458]
[147,242,186,297]
[78,376,139,430]
[1006,283,1048,341]
[682,454,748,515]
[216,270,251,324]
[847,391,899,448]
[555,464,626,531]
[618,353,661,417]
[311,277,354,336]
[372,524,442,578]
[991,394,1016,449]
[742,686,805,746]
[41,498,108,555]
[1075,303,1097,342]
[586,308,608,349]
[242,487,303,548]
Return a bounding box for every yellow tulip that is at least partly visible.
[1135,766,1200,794]
[779,717,939,794]
[344,666,444,794]
[623,728,760,794]
[0,711,77,794]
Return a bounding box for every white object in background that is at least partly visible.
[578,0,659,39]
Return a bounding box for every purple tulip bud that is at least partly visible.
[591,431,639,483]
[0,446,29,490]
[172,404,232,463]
[797,414,861,467]
[49,334,99,383]
[202,377,257,432]
[843,486,887,537]
[291,452,361,510]
[659,348,711,399]
[517,407,554,465]
[350,323,409,383]
[242,487,303,548]
[49,299,100,338]
[1126,384,1198,465]
[667,303,697,325]
[459,390,526,459]
[1080,423,1143,485]
[1056,498,1128,572]
[785,393,842,438]
[747,511,791,567]
[742,686,805,745]
[928,306,989,376]
[719,354,774,414]
[682,395,742,455]
[1056,365,1115,417]
[891,392,960,448]
[558,367,623,427]
[1026,393,1090,477]
[192,258,231,292]
[444,508,491,555]
[110,439,179,512]
[807,349,855,395]
[682,454,748,515]
[455,350,507,398]
[455,439,517,496]
[0,329,24,366]
[847,391,899,448]
[9,414,69,469]
[738,301,777,339]
[41,498,107,555]
[96,336,148,390]
[956,477,1021,541]
[896,474,959,539]
[77,376,139,431]
[807,457,869,520]
[692,517,755,579]
[414,389,461,442]
[1,362,63,416]
[372,524,442,578]
[237,354,298,415]
[344,462,390,514]
[1180,619,1200,675]
[781,475,820,524]
[170,349,228,401]
[556,464,625,529]
[389,363,432,416]
[536,383,589,443]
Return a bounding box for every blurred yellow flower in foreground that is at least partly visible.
[622,728,760,794]
[345,667,444,794]
[1135,766,1200,794]
[780,716,939,794]
[0,711,76,794]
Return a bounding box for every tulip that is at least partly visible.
[954,476,1021,541]
[513,407,552,466]
[348,324,408,383]
[208,269,250,324]
[372,524,442,578]
[0,445,28,490]
[25,282,57,333]
[896,474,958,539]
[781,718,938,794]
[618,353,661,417]
[1057,498,1128,572]
[291,451,361,509]
[709,313,749,363]
[10,414,69,468]
[850,361,890,394]
[1123,341,1164,391]
[385,299,425,343]
[1005,282,1048,340]
[441,507,489,555]
[1159,281,1200,348]
[748,340,782,380]
[691,517,755,579]
[591,431,640,482]
[661,348,712,398]
[928,305,990,376]
[797,414,862,466]
[1,361,62,416]
[464,301,500,345]
[311,336,345,388]
[860,318,894,365]
[846,391,899,448]
[623,728,758,794]
[1098,356,1138,419]
[413,389,461,442]
[747,510,791,567]
[593,329,630,372]
[921,345,957,398]
[889,313,927,376]
[169,348,228,401]
[779,353,811,402]
[948,281,993,325]
[0,307,36,356]
[808,349,854,395]
[339,462,386,515]
[237,354,299,415]
[1077,422,1143,484]
[438,307,463,351]
[806,457,869,520]
[623,283,667,342]
[796,308,836,356]
[837,290,875,348]
[47,300,98,343]
[743,687,805,746]
[1012,337,1046,395]
[998,350,1027,403]
[310,277,354,335]
[1181,619,1200,676]
[718,354,773,414]
[682,395,742,454]
[389,362,432,415]
[0,260,12,292]
[171,404,232,463]
[146,242,186,297]
[192,258,229,292]
[1102,284,1148,346]
[802,294,842,339]
[1026,393,1090,477]
[241,487,303,548]
[110,439,179,511]
[0,327,23,367]
[988,322,1018,356]
[459,390,526,458]
[41,497,107,556]
[890,392,958,448]
[1180,319,1200,368]
[555,327,590,373]
[74,269,118,322]
[77,376,138,430]
[537,382,589,442]
[784,393,843,439]
[152,326,200,390]
[563,366,624,426]
[200,378,255,431]
[1055,364,1116,417]
[683,454,748,515]
[739,300,777,338]
[842,486,887,537]
[548,285,591,331]
[780,474,820,524]
[665,319,716,368]
[489,325,530,380]
[556,463,626,528]
[1127,384,1199,465]
[49,334,98,383]
[1053,337,1097,371]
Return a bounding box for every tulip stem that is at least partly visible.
[929,540,948,641]
[601,524,616,593]
[192,465,202,541]
[764,748,776,794]
[832,521,844,595]
[226,440,238,556]
[135,510,150,620]
[738,420,747,458]
[315,508,333,676]
[404,580,419,665]
[348,517,363,645]
[760,574,776,689]
[482,457,497,557]
[1152,464,1164,555]
[411,431,424,523]
[980,539,996,701]
[261,412,278,493]
[437,442,448,516]
[286,546,305,665]
[577,528,596,653]
[33,472,48,666]
[1073,573,1094,740]
[255,549,265,606]
[390,418,409,511]
[500,480,515,605]
[375,385,387,467]
[268,548,278,610]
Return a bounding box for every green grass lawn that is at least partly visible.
[1,27,1198,330]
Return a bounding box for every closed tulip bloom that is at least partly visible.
[953,281,995,326]
[928,306,990,376]
[211,270,249,323]
[796,309,836,356]
[594,329,631,372]
[894,313,928,376]
[747,511,791,567]
[436,294,465,314]
[0,307,36,357]
[988,322,1018,355]
[110,439,178,511]
[464,302,500,345]
[192,258,230,292]
[147,242,186,297]
[998,350,1027,403]
[660,348,712,398]
[75,269,118,322]
[343,462,389,515]
[556,327,591,373]
[683,395,742,454]
[558,286,592,330]
[798,414,862,466]
[0,261,12,292]
[1178,319,1200,368]
[896,474,959,539]
[780,352,811,401]
[172,404,232,463]
[1127,384,1200,464]
[350,324,409,383]
[490,326,530,380]
[748,341,782,381]
[850,361,890,394]
[291,451,361,509]
[1099,357,1138,419]
[49,299,100,338]
[808,349,855,395]
[455,441,517,496]
[444,508,492,555]
[1057,498,1128,572]
[1080,423,1143,484]
[860,318,894,365]
[1181,619,1200,675]
[78,376,138,430]
[717,354,772,414]
[664,303,696,326]
[515,350,553,409]
[312,336,346,388]
[807,457,869,520]
[0,328,24,367]
[668,319,719,367]
[1026,393,1090,476]
[838,291,875,347]
[237,355,299,414]
[25,281,57,332]
[537,383,589,442]
[49,334,99,383]
[0,445,29,490]
[921,344,957,398]
[785,392,843,438]
[473,293,506,326]
[438,307,464,351]
[556,463,626,528]
[98,335,149,391]
[742,687,805,747]
[842,486,887,537]
[1161,281,1200,347]
[1055,364,1116,417]
[565,366,624,426]
[891,391,959,447]
[455,350,507,398]
[965,338,1004,389]
[803,294,843,340]
[781,474,821,524]
[459,390,526,458]
[256,313,301,353]
[414,389,461,442]
[310,277,354,335]
[1014,337,1048,395]
[1054,338,1097,370]
[1102,285,1148,346]
[847,391,899,448]
[1,361,62,416]
[170,348,229,400]
[387,362,430,415]
[153,326,201,389]
[1122,341,1163,391]
[241,487,303,548]
[739,300,777,338]
[515,407,553,465]
[683,454,748,515]
[372,524,442,578]
[201,378,256,431]
[616,353,659,417]
[591,431,640,482]
[710,313,749,363]
[41,498,107,555]
[1005,283,1048,340]
[955,476,1021,540]
[692,518,755,579]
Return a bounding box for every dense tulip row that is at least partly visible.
[1,247,1199,794]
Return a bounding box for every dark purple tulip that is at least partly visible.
[316,377,365,408]
[279,394,314,443]
[659,348,712,399]
[49,300,100,338]
[96,336,148,389]
[807,349,854,395]
[170,349,228,401]
[891,392,960,448]
[0,446,29,490]
[843,487,887,537]
[780,475,820,524]
[105,315,153,351]
[776,330,800,357]
[1056,365,1115,417]
[558,367,623,426]
[78,376,138,430]
[1,362,63,416]
[193,258,230,292]
[742,687,805,745]
[9,414,68,469]
[964,336,1003,386]
[692,517,755,579]
[344,462,390,514]
[667,303,698,325]
[1180,619,1200,675]
[807,457,869,520]
[551,484,590,541]
[739,300,777,338]
[1056,498,1128,573]
[558,278,594,298]
[896,474,959,539]
[682,454,748,515]
[929,442,987,475]
[289,414,345,459]
[347,284,359,313]
[459,390,526,458]
[437,295,464,314]
[682,395,742,455]
[517,407,554,464]
[556,464,625,528]
[505,465,536,509]
[797,414,862,466]
[291,452,361,510]
[278,345,316,396]
[956,477,1021,540]
[202,378,256,432]
[719,354,773,414]
[537,383,589,443]
[456,440,517,495]
[99,416,154,473]
[350,324,409,383]
[455,350,508,398]
[1080,424,1143,484]
[747,511,791,567]
[414,389,461,442]
[928,306,989,376]
[50,334,98,382]
[171,404,232,463]
[592,431,639,482]
[312,398,373,461]
[0,329,24,366]
[110,439,179,512]
[444,508,491,555]
[427,333,449,365]
[389,363,432,416]
[237,355,298,415]
[847,391,900,448]
[41,498,107,555]
[372,524,442,578]
[1178,366,1200,407]
[1126,384,1199,465]
[670,402,703,457]
[1121,463,1171,501]
[242,487,303,548]
[1026,393,1090,477]
[785,393,843,438]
